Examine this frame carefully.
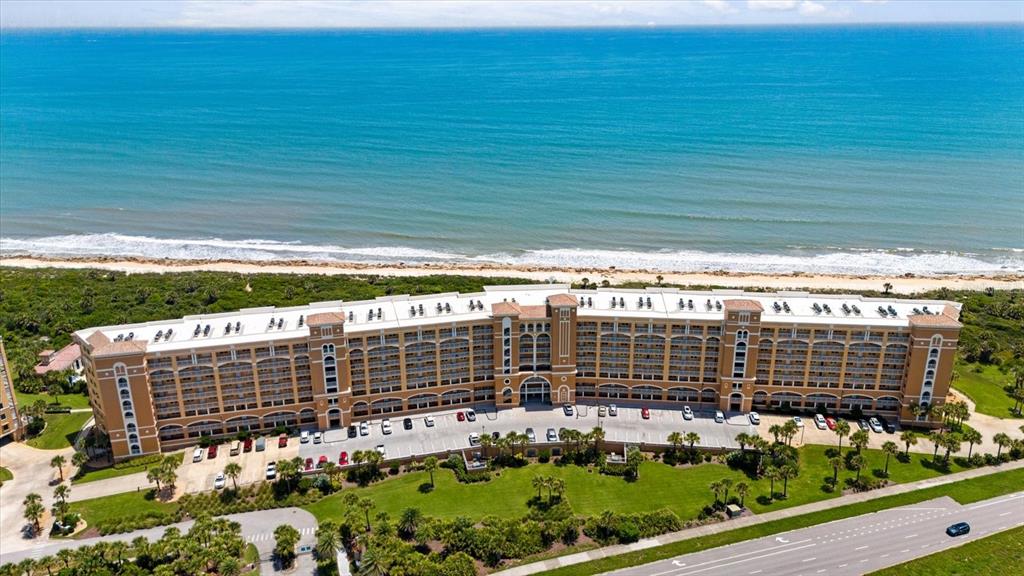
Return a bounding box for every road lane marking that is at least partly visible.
[880,554,890,558]
[802,558,816,563]
[999,511,1012,517]
[749,571,762,574]
[904,534,917,539]
[654,543,818,576]
[900,549,910,553]
[968,494,1024,510]
[855,546,869,551]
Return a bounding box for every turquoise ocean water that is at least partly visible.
[1,27,1022,275]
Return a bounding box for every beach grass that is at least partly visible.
[868,526,1024,576]
[954,362,1019,418]
[25,411,92,450]
[69,489,180,529]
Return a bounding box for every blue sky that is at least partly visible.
[1,0,1021,28]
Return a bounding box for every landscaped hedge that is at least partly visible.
[112,453,163,470]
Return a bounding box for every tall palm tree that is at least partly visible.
[850,430,869,454]
[828,456,842,487]
[71,451,88,471]
[734,432,750,452]
[532,475,548,500]
[53,483,70,505]
[224,462,242,490]
[591,427,605,452]
[626,447,643,479]
[316,520,341,559]
[780,464,798,498]
[720,477,734,503]
[358,547,388,576]
[735,482,750,507]
[667,431,683,452]
[397,508,422,540]
[36,555,56,576]
[834,420,851,455]
[782,420,798,446]
[22,493,44,534]
[50,454,66,482]
[358,497,375,532]
[961,428,982,459]
[765,466,782,501]
[993,433,1012,458]
[147,466,163,492]
[941,433,962,463]
[684,432,700,454]
[881,441,899,476]
[768,424,782,444]
[900,430,918,456]
[551,477,566,500]
[423,456,438,488]
[849,454,866,482]
[929,430,946,461]
[708,480,723,504]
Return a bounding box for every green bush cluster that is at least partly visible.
[97,509,186,535]
[442,454,491,483]
[112,453,163,470]
[179,482,323,518]
[583,509,682,545]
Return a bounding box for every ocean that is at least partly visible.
[1,26,1022,275]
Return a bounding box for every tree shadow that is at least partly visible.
[418,482,434,494]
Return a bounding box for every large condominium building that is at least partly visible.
[1,337,24,443]
[74,285,962,460]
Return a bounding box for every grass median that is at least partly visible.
[869,526,1024,576]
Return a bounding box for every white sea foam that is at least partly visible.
[2,234,1022,277]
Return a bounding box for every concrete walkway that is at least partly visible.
[495,458,1024,575]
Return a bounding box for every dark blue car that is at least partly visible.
[946,522,970,537]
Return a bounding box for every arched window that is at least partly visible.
[927,358,937,369]
[121,400,132,409]
[119,389,131,399]
[128,433,139,443]
[322,343,335,355]
[124,411,134,419]
[130,445,141,455]
[126,422,137,432]
[117,377,129,389]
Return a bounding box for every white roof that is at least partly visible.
[74,285,959,353]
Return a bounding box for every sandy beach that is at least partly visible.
[3,256,1021,294]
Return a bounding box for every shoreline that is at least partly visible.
[3,256,1022,294]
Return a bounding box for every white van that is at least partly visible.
[192,447,204,463]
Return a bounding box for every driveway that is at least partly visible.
[0,442,74,556]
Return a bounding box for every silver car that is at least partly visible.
[546,428,557,442]
[526,428,536,443]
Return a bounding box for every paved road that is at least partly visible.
[609,492,1024,576]
[0,507,317,571]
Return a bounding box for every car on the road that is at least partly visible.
[814,414,827,429]
[300,430,310,444]
[714,410,725,423]
[609,404,618,416]
[598,405,607,417]
[255,437,266,452]
[424,415,435,427]
[526,427,536,442]
[243,438,253,452]
[192,447,204,463]
[375,444,386,458]
[265,461,277,480]
[318,455,328,468]
[359,421,369,436]
[213,472,226,490]
[468,432,480,445]
[278,434,288,448]
[825,416,837,431]
[492,431,501,440]
[457,411,466,422]
[313,431,323,444]
[946,522,971,537]
[208,444,218,459]
[304,457,314,471]
[682,405,694,420]
[563,403,574,416]
[382,419,393,435]
[546,428,557,442]
[858,419,869,431]
[792,416,804,428]
[339,451,349,465]
[347,425,358,438]
[466,409,477,422]
[403,417,413,430]
[641,407,651,420]
[748,412,760,425]
[869,417,884,433]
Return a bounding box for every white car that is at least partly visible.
[382,419,393,435]
[265,462,277,480]
[869,417,884,433]
[547,428,558,442]
[814,414,827,430]
[359,421,369,436]
[313,431,323,444]
[300,430,310,444]
[375,445,386,458]
[682,405,694,420]
[748,412,760,425]
[424,415,435,427]
[213,472,226,490]
[468,432,480,445]
[608,404,618,416]
[714,410,725,423]
[598,405,608,417]
[793,416,805,428]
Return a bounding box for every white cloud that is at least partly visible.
[799,1,827,15]
[746,0,799,10]
[701,0,737,14]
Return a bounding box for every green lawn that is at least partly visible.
[869,526,1024,576]
[15,391,91,410]
[0,466,12,483]
[538,467,1024,576]
[73,452,183,484]
[25,411,92,450]
[306,444,968,525]
[69,490,179,528]
[954,363,1019,418]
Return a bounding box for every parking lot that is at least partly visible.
[178,434,299,494]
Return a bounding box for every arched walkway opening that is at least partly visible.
[520,376,551,405]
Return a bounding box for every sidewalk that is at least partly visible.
[495,458,1024,575]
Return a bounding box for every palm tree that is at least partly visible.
[626,447,644,478]
[993,433,1012,458]
[735,482,750,507]
[720,477,734,503]
[929,430,946,461]
[358,497,375,532]
[147,466,163,493]
[782,420,798,446]
[591,427,605,452]
[36,555,56,576]
[22,493,44,534]
[834,420,851,455]
[780,465,798,498]
[276,458,298,490]
[316,520,340,559]
[358,547,388,576]
[423,456,438,488]
[882,282,893,294]
[273,524,300,568]
[708,480,723,504]
[850,430,869,454]
[224,462,242,490]
[71,451,88,471]
[881,441,899,476]
[532,475,548,500]
[960,428,982,459]
[828,456,842,487]
[849,454,866,482]
[941,433,962,463]
[53,483,70,506]
[734,432,750,452]
[397,508,422,540]
[768,424,782,444]
[550,477,565,500]
[322,461,338,481]
[50,454,66,482]
[684,432,700,454]
[900,430,918,456]
[765,466,782,501]
[1009,387,1024,417]
[667,431,683,452]
[16,559,34,576]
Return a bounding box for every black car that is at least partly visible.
[946,522,970,537]
[491,431,500,440]
[403,417,413,430]
[347,425,358,439]
[876,414,897,433]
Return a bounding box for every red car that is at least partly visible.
[826,417,837,431]
[243,438,253,453]
[641,407,650,420]
[318,455,328,469]
[278,434,288,448]
[207,444,218,458]
[304,457,314,471]
[456,411,466,422]
[339,451,349,465]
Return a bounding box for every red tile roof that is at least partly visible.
[306,312,346,326]
[34,344,82,375]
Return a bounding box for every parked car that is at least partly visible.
[243,438,253,453]
[877,415,897,433]
[609,404,618,416]
[682,405,694,420]
[403,417,413,430]
[457,411,466,422]
[424,415,435,427]
[869,417,884,433]
[192,447,204,463]
[526,428,536,442]
[300,430,310,444]
[265,462,277,480]
[230,441,241,456]
[208,444,218,459]
[382,419,393,435]
[255,437,266,452]
[946,522,970,537]
[641,407,651,420]
[825,416,837,431]
[347,425,358,439]
[468,432,480,446]
[278,434,288,448]
[313,431,323,444]
[814,414,827,429]
[598,405,608,417]
[317,455,328,468]
[492,431,500,440]
[466,409,477,422]
[359,421,369,436]
[858,419,869,431]
[304,457,314,471]
[547,428,557,441]
[375,445,386,458]
[748,412,760,425]
[213,472,225,489]
[714,410,725,423]
[339,451,349,465]
[792,416,804,428]
[563,403,574,416]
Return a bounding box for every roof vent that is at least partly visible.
[165,328,173,339]
[715,300,722,311]
[878,306,888,317]
[203,324,211,336]
[348,311,354,322]
[225,323,232,335]
[411,306,417,317]
[646,297,652,309]
[619,297,625,308]
[783,302,791,313]
[155,330,164,341]
[587,297,592,307]
[444,303,451,313]
[418,304,425,315]
[193,324,202,337]
[851,305,860,315]
[611,298,617,308]
[688,299,694,310]
[235,321,241,332]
